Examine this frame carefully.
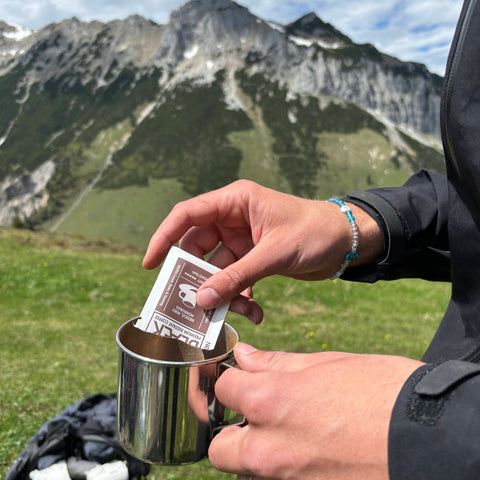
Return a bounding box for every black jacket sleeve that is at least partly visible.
[342,169,451,282]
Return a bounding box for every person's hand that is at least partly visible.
[143,180,383,323]
[209,343,423,480]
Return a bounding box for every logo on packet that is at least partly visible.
[135,247,230,350]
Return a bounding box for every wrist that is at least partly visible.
[326,199,360,279]
[326,199,384,278]
[346,202,385,267]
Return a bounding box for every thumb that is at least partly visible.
[196,243,283,309]
[234,342,313,373]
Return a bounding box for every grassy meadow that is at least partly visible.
[0,228,451,479]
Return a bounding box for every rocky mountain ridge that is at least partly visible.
[0,0,445,246]
[1,0,442,134]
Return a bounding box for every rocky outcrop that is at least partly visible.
[0,161,55,226]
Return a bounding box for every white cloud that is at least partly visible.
[266,0,463,75]
[0,0,464,74]
[241,0,463,74]
[0,0,181,28]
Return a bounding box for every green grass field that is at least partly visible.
[0,228,451,479]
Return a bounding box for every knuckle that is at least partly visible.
[241,437,265,472]
[221,265,251,293]
[169,199,192,223]
[232,178,256,190]
[262,350,290,370]
[170,198,189,214]
[241,438,281,479]
[241,382,282,425]
[242,388,269,417]
[207,435,226,470]
[228,179,261,203]
[221,179,256,210]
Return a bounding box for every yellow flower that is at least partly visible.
[309,331,315,338]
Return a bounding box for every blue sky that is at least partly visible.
[0,0,464,75]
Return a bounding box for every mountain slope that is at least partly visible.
[0,0,444,248]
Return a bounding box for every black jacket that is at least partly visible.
[344,0,480,477]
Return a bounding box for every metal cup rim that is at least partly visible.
[116,317,238,367]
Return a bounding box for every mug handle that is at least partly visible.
[208,356,248,437]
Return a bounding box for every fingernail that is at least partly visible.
[197,287,222,309]
[235,342,257,355]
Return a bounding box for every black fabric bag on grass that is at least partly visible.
[5,393,149,480]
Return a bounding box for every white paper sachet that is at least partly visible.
[85,461,129,480]
[29,461,71,480]
[135,246,230,350]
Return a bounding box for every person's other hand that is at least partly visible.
[143,180,383,323]
[209,343,423,480]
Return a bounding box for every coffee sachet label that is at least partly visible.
[136,246,229,350]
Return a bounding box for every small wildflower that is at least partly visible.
[322,343,328,349]
[385,333,391,340]
[309,331,315,338]
[43,262,48,267]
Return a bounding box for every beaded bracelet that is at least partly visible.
[327,198,359,280]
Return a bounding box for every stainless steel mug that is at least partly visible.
[116,317,241,465]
